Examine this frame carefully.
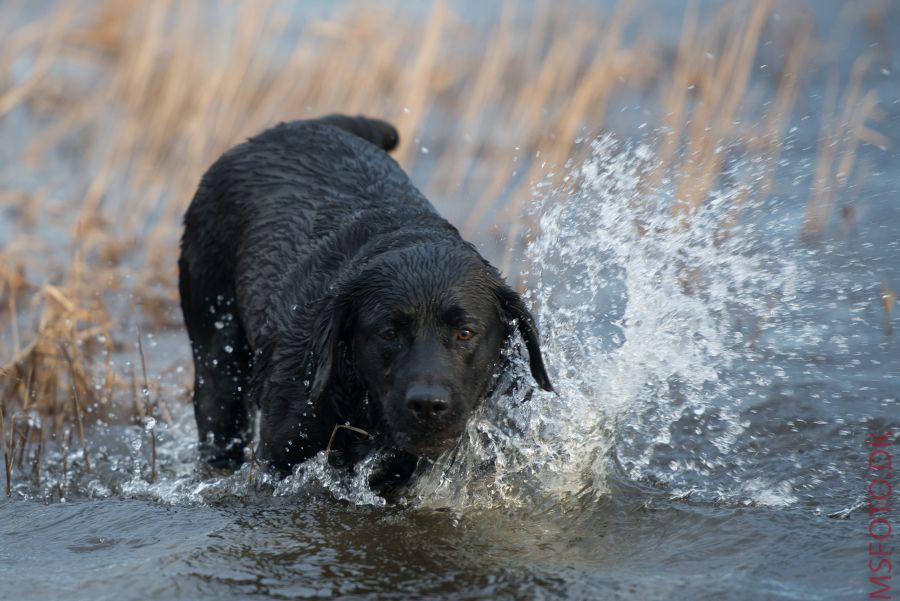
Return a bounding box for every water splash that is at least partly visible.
[43,407,389,507]
[412,136,806,510]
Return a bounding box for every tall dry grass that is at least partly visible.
[0,0,887,491]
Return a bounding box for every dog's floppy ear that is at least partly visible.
[495,284,553,392]
[308,286,355,404]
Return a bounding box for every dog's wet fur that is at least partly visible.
[179,115,551,486]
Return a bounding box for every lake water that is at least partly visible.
[2,2,899,600]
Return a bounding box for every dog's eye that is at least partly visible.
[456,328,475,341]
[379,327,398,341]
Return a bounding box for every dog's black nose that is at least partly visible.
[405,384,449,421]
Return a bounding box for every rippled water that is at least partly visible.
[4,3,900,600]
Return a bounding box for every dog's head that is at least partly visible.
[309,246,552,458]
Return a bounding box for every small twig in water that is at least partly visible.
[60,343,91,473]
[326,424,371,452]
[14,418,30,470]
[882,281,895,336]
[1,404,11,496]
[70,385,91,474]
[31,425,42,489]
[61,428,71,490]
[136,328,156,483]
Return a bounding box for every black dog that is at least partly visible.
[178,115,551,480]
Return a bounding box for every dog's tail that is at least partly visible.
[320,114,399,153]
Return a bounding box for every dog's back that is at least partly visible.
[181,116,443,337]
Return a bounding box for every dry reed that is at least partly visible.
[883,282,896,336]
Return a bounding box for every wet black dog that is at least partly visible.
[178,115,551,482]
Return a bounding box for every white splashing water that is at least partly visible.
[411,136,805,510]
[79,408,390,507]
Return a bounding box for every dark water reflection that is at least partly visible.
[2,480,861,600]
